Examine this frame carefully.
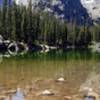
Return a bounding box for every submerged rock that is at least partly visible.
[79,72,100,93]
[0,95,6,99]
[2,89,16,95]
[84,91,99,100]
[84,95,95,100]
[56,77,65,82]
[41,90,55,96]
[64,96,72,100]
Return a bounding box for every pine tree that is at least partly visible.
[61,23,68,47]
[0,0,94,47]
[0,8,3,35]
[2,0,8,38]
[11,1,17,40]
[20,6,27,42]
[5,2,12,39]
[27,0,34,44]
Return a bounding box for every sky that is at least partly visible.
[0,0,3,5]
[0,0,12,6]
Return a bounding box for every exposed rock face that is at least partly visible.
[81,0,100,23]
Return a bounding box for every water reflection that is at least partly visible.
[0,49,100,61]
[12,88,24,100]
[0,54,3,63]
[84,96,95,100]
[5,88,25,100]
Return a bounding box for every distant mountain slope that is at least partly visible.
[16,0,93,24]
[1,0,100,24]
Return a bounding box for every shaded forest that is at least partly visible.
[0,0,100,48]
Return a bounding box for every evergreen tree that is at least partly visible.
[93,25,100,42]
[2,0,8,38]
[0,8,3,35]
[27,0,34,44]
[11,1,17,40]
[0,0,94,47]
[20,6,27,42]
[5,2,12,39]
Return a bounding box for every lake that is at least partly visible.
[0,49,100,100]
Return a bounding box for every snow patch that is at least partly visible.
[81,0,100,20]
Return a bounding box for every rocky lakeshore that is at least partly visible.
[0,77,99,100]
